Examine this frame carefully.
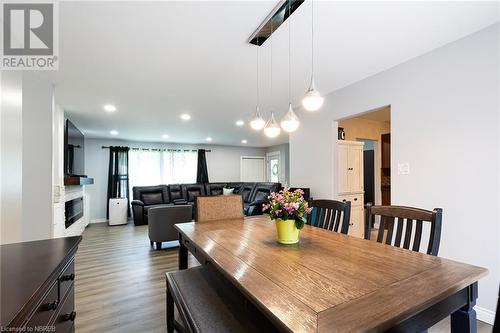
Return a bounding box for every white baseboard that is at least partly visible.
[90,218,108,224]
[475,305,495,325]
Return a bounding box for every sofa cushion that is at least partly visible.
[226,182,243,194]
[141,191,163,205]
[239,183,256,203]
[169,184,183,201]
[182,183,206,202]
[133,185,170,203]
[250,183,281,203]
[205,183,227,196]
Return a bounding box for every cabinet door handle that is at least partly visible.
[46,300,59,311]
[62,311,76,322]
[354,198,358,201]
[342,199,346,202]
[60,273,75,282]
[349,223,354,226]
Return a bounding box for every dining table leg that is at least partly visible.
[450,283,478,333]
[178,233,188,270]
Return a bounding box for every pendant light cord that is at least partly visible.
[256,41,260,108]
[288,0,292,104]
[311,0,314,76]
[270,20,273,105]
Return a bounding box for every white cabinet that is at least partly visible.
[337,140,364,238]
[337,141,364,194]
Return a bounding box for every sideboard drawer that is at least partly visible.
[52,285,75,333]
[58,260,75,300]
[26,281,59,327]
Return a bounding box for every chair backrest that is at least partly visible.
[364,203,443,256]
[194,195,244,223]
[306,199,351,234]
[148,205,192,242]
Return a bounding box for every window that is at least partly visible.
[129,149,197,192]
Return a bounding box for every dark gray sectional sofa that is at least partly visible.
[131,182,281,226]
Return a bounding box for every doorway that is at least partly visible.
[333,105,391,238]
[357,139,377,205]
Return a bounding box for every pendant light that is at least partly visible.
[302,0,324,111]
[281,1,300,133]
[264,20,281,138]
[264,112,281,138]
[250,40,266,130]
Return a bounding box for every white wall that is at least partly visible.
[84,138,266,221]
[22,77,54,241]
[0,72,23,244]
[290,25,500,320]
[0,73,54,243]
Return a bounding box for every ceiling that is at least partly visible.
[35,1,499,147]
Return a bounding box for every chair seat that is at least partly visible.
[166,266,271,333]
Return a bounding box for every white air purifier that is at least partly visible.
[108,198,128,226]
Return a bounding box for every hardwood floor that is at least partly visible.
[75,222,493,333]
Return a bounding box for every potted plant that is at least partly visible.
[262,188,312,244]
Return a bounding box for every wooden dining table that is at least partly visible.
[174,216,487,333]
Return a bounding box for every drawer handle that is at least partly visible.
[46,300,59,311]
[349,223,354,226]
[342,199,346,202]
[354,198,358,201]
[62,311,77,322]
[60,273,75,282]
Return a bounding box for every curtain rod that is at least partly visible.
[101,146,211,152]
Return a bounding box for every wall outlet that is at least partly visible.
[398,163,410,175]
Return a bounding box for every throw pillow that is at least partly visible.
[222,188,234,196]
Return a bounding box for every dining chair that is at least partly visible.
[194,194,244,222]
[306,199,351,235]
[364,203,443,256]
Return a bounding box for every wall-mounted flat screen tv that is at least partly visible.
[64,119,86,177]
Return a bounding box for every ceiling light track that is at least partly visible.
[248,0,304,46]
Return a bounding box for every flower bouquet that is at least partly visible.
[262,188,312,244]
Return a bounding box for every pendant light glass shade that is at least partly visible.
[264,112,281,138]
[302,77,324,111]
[250,107,265,130]
[281,104,300,132]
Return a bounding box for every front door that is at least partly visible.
[266,152,280,183]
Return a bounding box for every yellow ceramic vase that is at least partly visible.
[275,219,299,244]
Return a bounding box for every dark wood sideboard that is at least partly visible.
[1,236,82,332]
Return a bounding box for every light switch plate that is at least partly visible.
[398,163,410,175]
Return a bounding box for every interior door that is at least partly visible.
[348,145,363,192]
[337,144,349,194]
[240,157,265,182]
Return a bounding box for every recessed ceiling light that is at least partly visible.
[110,130,119,135]
[162,134,169,139]
[241,139,248,144]
[236,120,244,126]
[205,137,212,142]
[104,104,117,112]
[180,114,191,121]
